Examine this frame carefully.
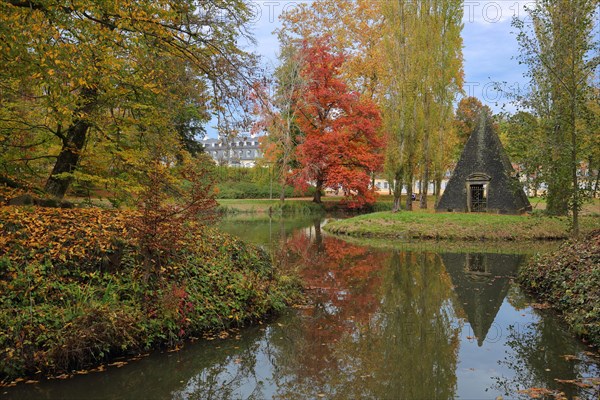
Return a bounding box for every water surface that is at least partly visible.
[4,215,599,399]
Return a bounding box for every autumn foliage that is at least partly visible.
[519,229,600,347]
[133,154,218,275]
[453,96,494,149]
[0,174,302,383]
[290,39,384,208]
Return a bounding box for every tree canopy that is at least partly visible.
[513,0,599,234]
[290,39,383,207]
[0,0,257,199]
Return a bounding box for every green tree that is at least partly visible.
[513,0,599,235]
[0,0,256,199]
[381,0,463,211]
[581,89,600,197]
[415,0,463,209]
[252,43,306,203]
[501,111,544,197]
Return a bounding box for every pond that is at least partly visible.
[3,215,599,399]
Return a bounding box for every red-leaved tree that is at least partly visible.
[291,38,384,208]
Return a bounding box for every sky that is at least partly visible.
[209,1,535,138]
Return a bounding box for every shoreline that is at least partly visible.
[323,211,599,241]
[518,230,600,348]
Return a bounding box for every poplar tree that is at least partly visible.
[514,0,599,235]
[381,0,463,211]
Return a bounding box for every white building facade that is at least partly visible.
[200,137,263,167]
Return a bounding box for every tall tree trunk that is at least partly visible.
[570,93,579,237]
[279,157,287,203]
[405,177,413,211]
[593,160,600,198]
[434,177,442,207]
[420,163,430,209]
[371,171,375,192]
[279,185,286,203]
[45,121,90,199]
[392,170,403,212]
[45,88,97,199]
[546,124,570,215]
[279,128,293,204]
[420,91,431,210]
[313,177,323,204]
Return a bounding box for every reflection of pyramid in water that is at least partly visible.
[441,253,524,346]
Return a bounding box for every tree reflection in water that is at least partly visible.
[442,252,598,398]
[5,217,599,400]
[163,224,599,400]
[491,299,600,399]
[267,224,460,399]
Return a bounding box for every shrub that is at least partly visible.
[215,181,314,199]
[0,206,301,383]
[519,230,600,347]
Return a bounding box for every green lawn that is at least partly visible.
[217,198,325,214]
[324,210,599,241]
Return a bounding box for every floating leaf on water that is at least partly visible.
[554,378,593,389]
[108,361,128,367]
[560,354,580,361]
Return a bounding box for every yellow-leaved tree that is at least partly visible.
[0,0,256,199]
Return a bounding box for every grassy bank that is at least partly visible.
[217,197,393,215]
[217,198,326,215]
[321,230,563,255]
[0,206,301,384]
[324,211,600,241]
[519,230,600,347]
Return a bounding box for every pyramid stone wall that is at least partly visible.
[436,112,531,214]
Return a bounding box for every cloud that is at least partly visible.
[461,2,529,112]
[205,0,532,138]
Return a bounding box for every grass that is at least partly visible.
[321,229,563,255]
[217,198,326,215]
[324,210,600,241]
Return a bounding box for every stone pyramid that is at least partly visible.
[436,111,531,214]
